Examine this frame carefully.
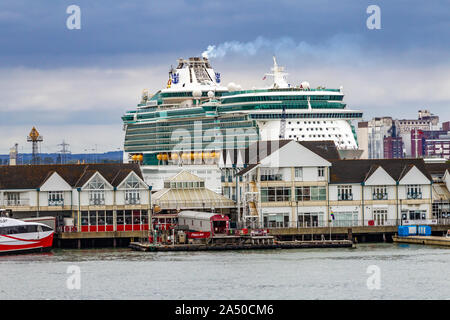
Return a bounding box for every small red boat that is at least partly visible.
[0,217,54,255]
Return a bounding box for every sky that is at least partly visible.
[0,0,449,153]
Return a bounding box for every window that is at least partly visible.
[88,175,105,206]
[408,210,426,220]
[338,185,353,200]
[260,168,282,181]
[295,167,303,179]
[263,213,290,228]
[407,185,422,199]
[372,186,388,200]
[318,167,325,177]
[297,212,324,227]
[48,191,64,206]
[261,187,291,202]
[374,209,388,226]
[0,225,38,235]
[124,175,141,204]
[295,186,326,201]
[125,190,140,204]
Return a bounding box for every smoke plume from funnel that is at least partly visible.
[201,36,284,59]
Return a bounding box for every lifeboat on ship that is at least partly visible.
[0,217,54,255]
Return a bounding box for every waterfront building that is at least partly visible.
[236,140,434,227]
[122,56,363,190]
[424,162,450,221]
[151,170,235,215]
[0,164,151,232]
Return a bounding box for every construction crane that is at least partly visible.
[27,127,43,165]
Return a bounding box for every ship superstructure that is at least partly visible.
[122,56,363,190]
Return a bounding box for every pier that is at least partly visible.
[393,235,450,247]
[129,239,354,252]
[53,223,450,248]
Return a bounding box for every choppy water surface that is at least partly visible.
[0,243,449,299]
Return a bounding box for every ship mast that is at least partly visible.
[264,56,289,89]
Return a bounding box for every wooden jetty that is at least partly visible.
[129,239,354,252]
[393,235,450,247]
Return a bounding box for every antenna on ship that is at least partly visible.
[265,56,289,89]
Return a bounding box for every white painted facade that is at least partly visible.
[237,140,433,227]
[0,171,151,213]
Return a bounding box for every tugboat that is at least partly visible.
[0,217,54,255]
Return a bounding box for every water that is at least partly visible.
[0,243,449,300]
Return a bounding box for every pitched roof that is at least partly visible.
[330,159,432,184]
[167,170,204,182]
[424,163,450,177]
[222,140,291,166]
[224,140,339,167]
[297,140,340,161]
[0,163,143,190]
[235,140,339,176]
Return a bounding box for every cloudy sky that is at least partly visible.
[0,0,449,153]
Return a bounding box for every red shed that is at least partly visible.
[177,211,229,236]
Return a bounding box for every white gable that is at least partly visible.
[40,172,72,192]
[444,170,450,191]
[364,166,396,186]
[117,171,148,189]
[260,141,331,168]
[81,172,113,190]
[398,166,430,185]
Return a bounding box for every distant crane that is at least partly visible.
[27,127,43,165]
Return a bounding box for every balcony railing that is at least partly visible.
[48,199,64,206]
[407,192,422,199]
[338,194,353,201]
[260,174,283,181]
[4,199,30,206]
[125,198,141,205]
[89,199,105,206]
[372,193,388,200]
[238,219,403,229]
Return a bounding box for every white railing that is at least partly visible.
[48,200,64,206]
[4,199,30,206]
[125,199,141,205]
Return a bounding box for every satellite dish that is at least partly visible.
[192,90,202,98]
[300,81,310,89]
[207,91,214,98]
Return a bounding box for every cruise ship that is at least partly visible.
[122,56,363,190]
